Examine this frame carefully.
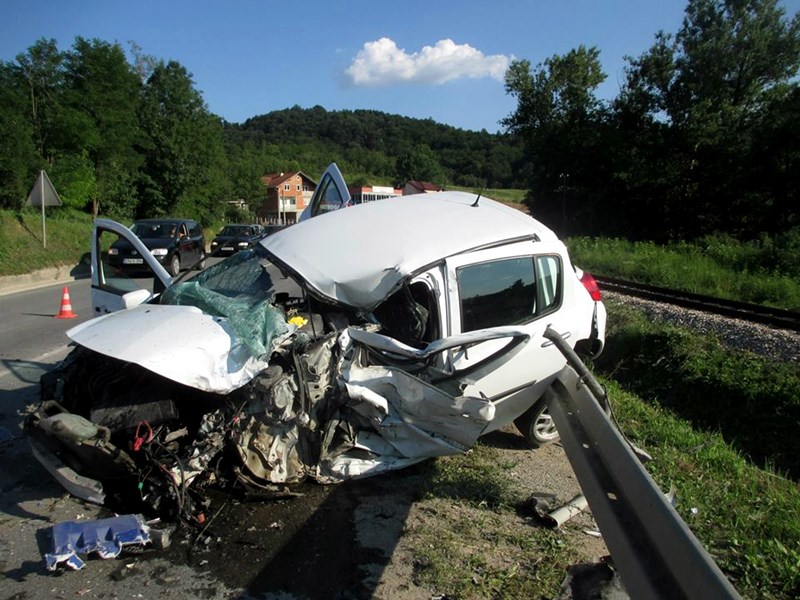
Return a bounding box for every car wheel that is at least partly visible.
[168,254,181,277]
[514,398,559,448]
[195,251,206,270]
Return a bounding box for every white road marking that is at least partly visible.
[0,346,71,381]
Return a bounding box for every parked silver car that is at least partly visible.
[27,184,605,521]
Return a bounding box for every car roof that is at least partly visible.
[261,191,559,309]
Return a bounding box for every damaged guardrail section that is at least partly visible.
[543,327,740,600]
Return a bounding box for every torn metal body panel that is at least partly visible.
[27,187,607,522]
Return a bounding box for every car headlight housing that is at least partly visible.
[150,248,168,256]
[107,248,119,255]
[210,241,218,247]
[237,241,250,248]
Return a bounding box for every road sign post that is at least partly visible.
[27,170,62,249]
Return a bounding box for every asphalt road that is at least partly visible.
[0,267,245,598]
[0,277,94,376]
[0,258,398,599]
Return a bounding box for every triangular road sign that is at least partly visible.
[27,170,62,207]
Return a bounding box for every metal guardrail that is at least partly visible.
[543,327,740,599]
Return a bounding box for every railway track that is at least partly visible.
[595,275,800,332]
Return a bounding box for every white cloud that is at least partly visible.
[344,38,512,87]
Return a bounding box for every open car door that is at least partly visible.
[90,218,173,316]
[299,162,351,221]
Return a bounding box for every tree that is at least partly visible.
[63,37,142,217]
[503,47,610,234]
[394,144,444,184]
[0,61,39,208]
[137,60,228,223]
[48,151,96,211]
[11,39,65,163]
[618,0,800,238]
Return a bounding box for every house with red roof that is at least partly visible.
[403,181,444,195]
[257,171,316,224]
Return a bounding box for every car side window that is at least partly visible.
[536,255,561,312]
[456,255,562,332]
[313,174,345,217]
[97,229,153,295]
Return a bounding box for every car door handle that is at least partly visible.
[541,331,570,347]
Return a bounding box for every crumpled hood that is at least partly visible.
[67,304,273,393]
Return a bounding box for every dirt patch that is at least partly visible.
[370,427,609,599]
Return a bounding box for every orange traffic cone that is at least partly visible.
[54,286,78,319]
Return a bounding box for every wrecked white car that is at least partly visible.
[26,190,605,522]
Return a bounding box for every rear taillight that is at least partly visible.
[580,271,602,301]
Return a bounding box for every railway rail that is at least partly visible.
[596,275,800,332]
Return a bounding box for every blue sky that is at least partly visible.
[3,0,799,133]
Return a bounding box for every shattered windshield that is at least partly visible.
[160,247,292,359]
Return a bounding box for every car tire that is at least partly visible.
[168,254,181,277]
[194,251,206,270]
[514,398,559,448]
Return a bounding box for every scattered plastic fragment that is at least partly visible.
[44,514,151,571]
[584,529,604,538]
[545,494,589,528]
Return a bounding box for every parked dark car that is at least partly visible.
[108,218,205,277]
[209,224,264,255]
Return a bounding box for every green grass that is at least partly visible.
[595,301,800,598]
[449,186,528,204]
[567,236,800,311]
[596,300,800,478]
[406,302,800,599]
[0,208,93,276]
[406,445,580,598]
[605,379,800,598]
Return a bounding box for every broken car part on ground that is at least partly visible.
[26,189,606,524]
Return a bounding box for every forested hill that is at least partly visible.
[225,106,525,189]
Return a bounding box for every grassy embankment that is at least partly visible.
[0,208,94,277]
[0,208,233,278]
[568,235,800,311]
[407,300,800,599]
[449,186,527,205]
